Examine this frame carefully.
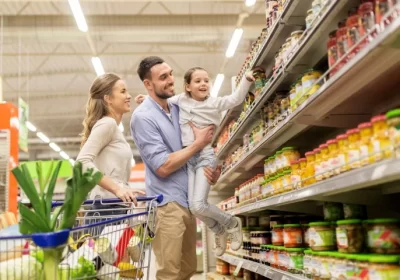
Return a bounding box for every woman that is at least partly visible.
[77,73,145,215]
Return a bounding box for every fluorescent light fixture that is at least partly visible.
[69,159,75,166]
[91,57,105,76]
[68,0,88,32]
[60,151,70,160]
[25,121,37,132]
[49,142,61,152]
[211,74,225,97]
[37,132,50,143]
[118,123,124,132]
[226,28,244,58]
[245,0,257,6]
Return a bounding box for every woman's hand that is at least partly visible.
[115,189,146,205]
[135,94,147,104]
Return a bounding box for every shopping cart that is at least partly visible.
[0,194,163,280]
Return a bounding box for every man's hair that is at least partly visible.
[137,56,165,81]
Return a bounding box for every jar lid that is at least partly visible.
[358,122,372,129]
[282,147,297,151]
[304,249,312,255]
[386,109,400,119]
[291,30,304,36]
[356,254,371,262]
[299,158,307,162]
[273,224,284,228]
[309,221,331,226]
[275,151,283,155]
[284,224,301,228]
[337,219,362,225]
[305,151,315,156]
[283,170,291,175]
[291,160,300,165]
[371,115,387,123]
[345,254,359,260]
[286,248,306,252]
[346,128,360,135]
[326,139,338,144]
[319,143,328,149]
[369,255,400,263]
[307,9,313,14]
[336,134,348,140]
[364,218,400,224]
[313,148,321,153]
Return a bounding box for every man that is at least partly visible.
[130,56,221,280]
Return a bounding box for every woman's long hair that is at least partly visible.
[80,73,121,147]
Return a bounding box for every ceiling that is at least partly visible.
[1,0,266,162]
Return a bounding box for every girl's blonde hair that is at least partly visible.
[80,73,121,147]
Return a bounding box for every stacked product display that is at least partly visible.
[210,0,400,279]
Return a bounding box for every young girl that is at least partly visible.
[135,67,257,256]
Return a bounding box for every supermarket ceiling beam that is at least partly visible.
[8,0,253,3]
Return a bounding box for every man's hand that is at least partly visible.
[135,94,147,104]
[189,122,215,149]
[204,165,222,185]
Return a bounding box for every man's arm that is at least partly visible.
[131,114,213,178]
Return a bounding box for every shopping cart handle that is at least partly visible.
[48,194,164,207]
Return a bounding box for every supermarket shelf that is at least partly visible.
[214,5,400,190]
[212,0,312,147]
[218,254,304,280]
[215,0,359,159]
[229,158,400,216]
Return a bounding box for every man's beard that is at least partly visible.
[155,91,172,100]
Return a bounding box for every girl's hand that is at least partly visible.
[135,94,147,104]
[245,66,264,82]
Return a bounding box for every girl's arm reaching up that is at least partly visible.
[214,67,262,111]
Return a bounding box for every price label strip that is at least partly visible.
[233,260,244,276]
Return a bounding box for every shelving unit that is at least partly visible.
[218,254,304,280]
[207,1,400,279]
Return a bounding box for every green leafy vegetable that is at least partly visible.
[70,256,96,279]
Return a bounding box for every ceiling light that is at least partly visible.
[118,123,124,132]
[37,132,50,143]
[49,142,61,152]
[25,121,37,132]
[60,151,70,160]
[91,57,105,76]
[211,74,225,97]
[226,28,244,58]
[68,0,88,32]
[245,0,257,6]
[69,159,75,166]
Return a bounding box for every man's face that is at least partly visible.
[146,62,175,99]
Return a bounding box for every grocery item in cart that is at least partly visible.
[94,237,117,265]
[365,218,400,254]
[336,219,365,253]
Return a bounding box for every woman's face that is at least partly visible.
[186,70,210,101]
[107,80,131,114]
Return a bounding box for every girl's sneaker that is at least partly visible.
[215,231,228,256]
[227,217,243,251]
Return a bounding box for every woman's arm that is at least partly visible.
[77,118,144,203]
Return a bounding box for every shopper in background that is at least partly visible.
[76,73,145,215]
[135,66,259,258]
[131,56,221,280]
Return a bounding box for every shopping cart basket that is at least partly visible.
[0,194,163,280]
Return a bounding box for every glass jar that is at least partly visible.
[336,20,348,69]
[358,1,376,48]
[260,231,272,246]
[387,109,400,158]
[270,155,277,175]
[313,148,323,182]
[310,251,321,279]
[270,215,284,228]
[358,122,373,166]
[264,157,271,177]
[323,202,344,221]
[304,151,316,186]
[371,115,391,162]
[327,30,338,76]
[336,134,349,173]
[375,0,390,24]
[308,222,336,251]
[303,250,313,279]
[319,251,331,280]
[312,0,321,15]
[347,128,361,170]
[282,170,292,193]
[319,143,331,179]
[284,224,303,248]
[290,30,304,51]
[365,218,400,254]
[302,224,310,248]
[289,83,297,112]
[275,150,284,172]
[346,7,361,58]
[353,254,370,279]
[336,219,364,253]
[299,158,307,187]
[287,248,305,274]
[302,69,322,98]
[295,77,303,107]
[368,255,400,280]
[290,160,302,189]
[306,9,315,29]
[346,254,358,280]
[327,139,339,176]
[278,247,289,271]
[281,147,301,170]
[272,225,284,246]
[277,173,284,194]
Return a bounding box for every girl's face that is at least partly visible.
[185,70,210,101]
